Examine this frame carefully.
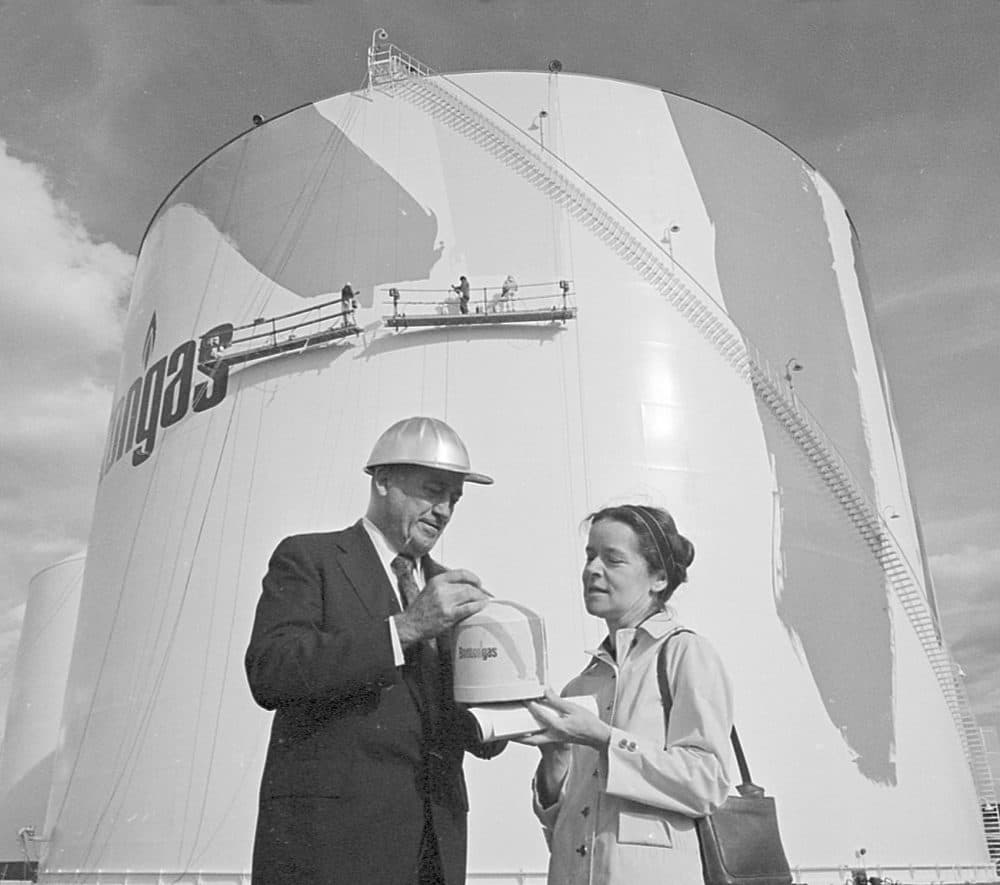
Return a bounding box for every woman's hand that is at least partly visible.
[524,687,612,750]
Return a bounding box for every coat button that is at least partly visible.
[618,738,628,749]
[576,844,587,856]
[628,741,637,751]
[581,806,591,817]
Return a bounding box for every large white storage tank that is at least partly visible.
[0,553,85,882]
[39,53,994,883]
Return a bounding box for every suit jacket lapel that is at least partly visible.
[337,522,440,714]
[335,520,398,619]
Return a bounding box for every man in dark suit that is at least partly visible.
[246,416,504,885]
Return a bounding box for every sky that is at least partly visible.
[0,0,997,747]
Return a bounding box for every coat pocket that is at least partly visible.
[617,807,673,847]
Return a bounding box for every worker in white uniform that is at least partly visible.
[498,274,518,312]
[518,504,735,885]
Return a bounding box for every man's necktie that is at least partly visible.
[390,554,441,713]
[390,554,420,609]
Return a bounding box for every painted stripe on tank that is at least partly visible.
[665,91,896,785]
[157,102,442,309]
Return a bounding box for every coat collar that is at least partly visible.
[636,607,682,638]
[586,608,682,664]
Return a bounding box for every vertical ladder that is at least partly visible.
[365,33,996,816]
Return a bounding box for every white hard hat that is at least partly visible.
[364,416,493,484]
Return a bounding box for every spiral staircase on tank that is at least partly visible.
[366,30,999,858]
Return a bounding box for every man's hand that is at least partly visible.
[394,569,490,645]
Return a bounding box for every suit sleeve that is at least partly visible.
[244,535,400,709]
[452,708,507,758]
[604,632,734,817]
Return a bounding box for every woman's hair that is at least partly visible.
[585,504,695,601]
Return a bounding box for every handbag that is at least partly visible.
[658,631,793,885]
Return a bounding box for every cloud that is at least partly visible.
[0,137,133,733]
[931,544,1000,589]
[0,141,129,372]
[930,541,1000,720]
[927,511,1000,554]
[874,272,1000,529]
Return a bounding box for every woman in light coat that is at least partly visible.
[520,504,735,885]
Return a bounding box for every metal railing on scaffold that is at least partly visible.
[381,280,576,329]
[363,27,997,826]
[200,294,360,370]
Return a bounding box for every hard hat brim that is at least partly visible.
[365,462,494,485]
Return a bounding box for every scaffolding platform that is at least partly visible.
[381,281,576,331]
[384,306,575,329]
[199,296,360,371]
[203,324,360,370]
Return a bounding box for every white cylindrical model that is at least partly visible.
[39,65,993,883]
[0,553,85,882]
[452,601,547,704]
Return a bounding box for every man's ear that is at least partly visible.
[371,465,393,497]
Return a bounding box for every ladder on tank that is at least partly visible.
[365,29,998,816]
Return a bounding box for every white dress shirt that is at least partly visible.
[361,517,424,666]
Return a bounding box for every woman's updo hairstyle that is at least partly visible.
[586,504,695,602]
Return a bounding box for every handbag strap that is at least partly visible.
[656,629,764,798]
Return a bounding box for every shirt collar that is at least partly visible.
[361,518,424,588]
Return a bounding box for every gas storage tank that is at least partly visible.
[40,56,994,883]
[0,553,85,883]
